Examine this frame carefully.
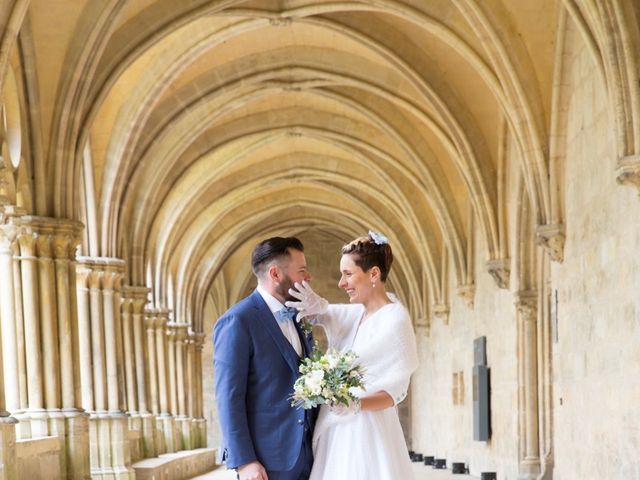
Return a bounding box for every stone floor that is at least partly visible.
[190,463,481,479]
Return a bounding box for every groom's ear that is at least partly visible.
[268,263,282,282]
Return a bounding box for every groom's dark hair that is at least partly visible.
[251,236,304,277]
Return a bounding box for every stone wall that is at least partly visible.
[551,18,640,480]
[410,15,640,480]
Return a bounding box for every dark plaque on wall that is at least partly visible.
[473,336,491,441]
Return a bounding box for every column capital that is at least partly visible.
[0,223,20,252]
[75,264,93,288]
[191,332,206,349]
[144,308,158,329]
[487,258,511,290]
[515,290,538,321]
[35,234,54,258]
[535,223,565,263]
[172,324,189,343]
[13,215,83,239]
[457,283,475,309]
[16,230,37,256]
[52,234,74,260]
[121,286,150,314]
[155,309,171,328]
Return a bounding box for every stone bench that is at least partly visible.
[16,436,62,480]
[132,447,217,480]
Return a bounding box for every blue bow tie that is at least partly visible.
[276,307,297,322]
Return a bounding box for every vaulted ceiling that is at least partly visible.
[4,0,639,331]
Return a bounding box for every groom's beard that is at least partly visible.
[276,274,296,303]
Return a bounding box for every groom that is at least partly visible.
[214,237,316,480]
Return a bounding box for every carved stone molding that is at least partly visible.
[431,303,450,324]
[269,17,292,27]
[615,155,640,191]
[457,284,475,309]
[515,290,538,321]
[535,223,565,262]
[486,258,510,289]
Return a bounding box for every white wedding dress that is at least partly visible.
[309,300,419,480]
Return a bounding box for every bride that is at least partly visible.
[287,231,418,480]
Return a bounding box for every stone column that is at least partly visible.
[144,309,164,454]
[16,229,46,437]
[126,288,156,458]
[192,332,207,448]
[516,291,541,479]
[155,309,175,452]
[13,240,28,414]
[166,322,178,416]
[120,288,141,461]
[54,232,90,480]
[174,324,191,450]
[185,325,198,449]
[0,224,21,414]
[9,213,89,478]
[120,296,137,418]
[0,218,20,480]
[77,257,134,479]
[165,322,181,451]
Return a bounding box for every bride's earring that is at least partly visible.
[372,282,376,289]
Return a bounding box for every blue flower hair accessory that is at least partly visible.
[368,230,389,245]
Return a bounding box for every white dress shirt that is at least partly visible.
[256,285,302,356]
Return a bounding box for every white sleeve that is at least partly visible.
[313,304,362,351]
[363,306,418,405]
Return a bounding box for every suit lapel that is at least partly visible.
[292,317,313,358]
[250,290,301,373]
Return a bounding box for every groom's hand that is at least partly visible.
[237,461,268,480]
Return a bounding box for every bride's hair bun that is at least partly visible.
[341,235,393,281]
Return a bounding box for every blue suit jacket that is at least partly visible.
[214,289,316,471]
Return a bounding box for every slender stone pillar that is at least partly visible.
[165,323,181,451]
[173,324,191,450]
[36,233,67,476]
[54,232,90,480]
[166,323,178,416]
[13,240,28,414]
[77,257,134,480]
[0,224,21,414]
[144,309,164,454]
[17,229,47,436]
[192,332,207,447]
[126,288,156,458]
[155,309,175,453]
[184,325,198,449]
[516,291,541,479]
[0,217,19,479]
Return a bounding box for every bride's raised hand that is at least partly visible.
[285,281,328,323]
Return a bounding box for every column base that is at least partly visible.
[175,416,193,451]
[47,409,67,479]
[156,415,175,454]
[89,412,135,480]
[18,409,48,438]
[127,414,142,462]
[519,457,542,479]
[0,415,18,480]
[194,418,207,448]
[64,409,90,480]
[140,413,157,458]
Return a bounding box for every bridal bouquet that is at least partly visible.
[291,349,365,410]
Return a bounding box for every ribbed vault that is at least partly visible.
[5,0,635,335]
